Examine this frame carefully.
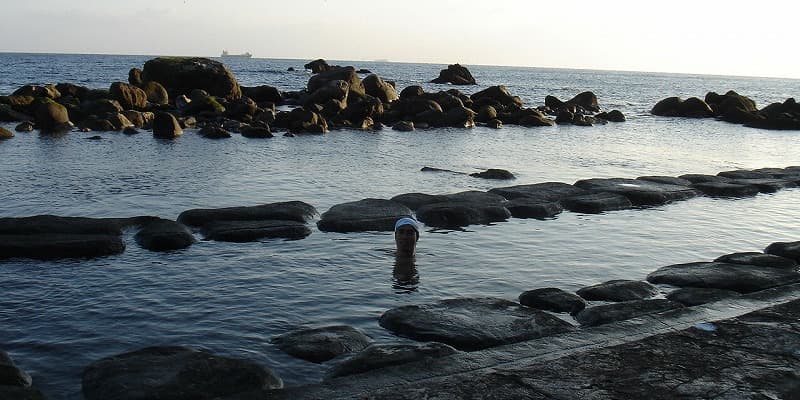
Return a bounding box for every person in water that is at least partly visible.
[394,217,420,258]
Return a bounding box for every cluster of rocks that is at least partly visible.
[0,57,627,140]
[652,90,800,130]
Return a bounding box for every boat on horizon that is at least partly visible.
[221,50,252,58]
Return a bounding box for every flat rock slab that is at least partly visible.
[378,298,575,351]
[416,201,510,228]
[0,215,128,235]
[727,178,797,193]
[134,219,196,251]
[574,178,700,206]
[82,346,282,400]
[271,326,372,363]
[717,169,774,179]
[518,288,586,314]
[504,198,563,219]
[576,280,659,302]
[202,220,311,242]
[636,176,693,186]
[390,193,450,211]
[765,241,800,262]
[714,252,798,270]
[560,191,633,213]
[488,182,587,202]
[442,191,506,204]
[691,181,760,197]
[327,342,459,379]
[0,234,125,260]
[177,201,318,227]
[647,261,800,293]
[574,299,682,327]
[678,173,732,183]
[666,287,741,306]
[317,199,412,232]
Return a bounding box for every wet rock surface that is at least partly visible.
[378,298,575,351]
[488,182,587,202]
[647,261,800,293]
[518,288,586,314]
[271,326,372,363]
[714,251,798,270]
[134,219,196,251]
[666,287,741,306]
[560,191,633,213]
[201,220,311,242]
[327,342,459,379]
[178,201,317,227]
[576,280,659,302]
[764,240,800,262]
[574,299,683,327]
[82,346,282,400]
[504,198,563,219]
[573,178,700,206]
[317,198,411,232]
[690,181,760,197]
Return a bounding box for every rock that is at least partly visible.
[81,346,282,400]
[470,86,523,108]
[764,241,800,262]
[666,287,741,306]
[414,191,509,228]
[141,57,242,101]
[0,385,46,400]
[519,288,586,314]
[272,326,372,363]
[488,182,584,202]
[514,108,555,127]
[392,121,414,131]
[152,112,183,138]
[55,83,90,100]
[443,106,475,128]
[560,191,633,214]
[0,233,125,260]
[691,181,760,197]
[14,121,34,132]
[379,298,574,351]
[389,193,451,210]
[123,127,139,135]
[705,90,758,119]
[308,66,365,96]
[399,85,425,99]
[504,198,563,219]
[13,84,60,99]
[198,125,232,139]
[317,198,412,232]
[107,113,134,130]
[0,349,32,387]
[636,176,693,186]
[134,219,195,251]
[241,126,273,138]
[576,280,659,302]
[178,201,317,227]
[646,261,800,293]
[470,169,514,180]
[109,82,148,110]
[327,342,459,379]
[714,252,798,270]
[363,74,399,103]
[575,299,683,327]
[287,107,328,133]
[476,105,498,123]
[566,91,600,113]
[431,64,476,85]
[34,98,71,133]
[80,99,124,116]
[727,178,796,193]
[596,109,626,122]
[487,118,503,129]
[128,68,143,86]
[0,127,13,139]
[304,58,332,74]
[201,220,311,242]
[573,178,700,206]
[651,96,714,118]
[241,85,283,103]
[86,135,103,140]
[678,173,732,184]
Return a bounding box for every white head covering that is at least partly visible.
[394,217,420,234]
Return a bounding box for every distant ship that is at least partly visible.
[221,50,252,58]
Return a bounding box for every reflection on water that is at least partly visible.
[392,256,419,294]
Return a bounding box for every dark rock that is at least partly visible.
[0,233,125,260]
[201,220,311,242]
[514,109,555,127]
[106,113,134,130]
[241,85,283,103]
[0,127,13,139]
[178,201,317,227]
[55,83,90,100]
[573,178,700,206]
[304,59,331,74]
[81,346,282,400]
[224,97,258,120]
[443,106,475,128]
[379,298,574,351]
[651,96,714,118]
[0,349,32,387]
[489,182,586,202]
[308,66,365,96]
[431,64,476,85]
[121,110,148,128]
[152,112,183,138]
[287,67,296,71]
[0,385,46,400]
[706,90,758,117]
[389,193,451,211]
[691,181,760,197]
[727,178,796,193]
[128,68,143,86]
[109,82,147,110]
[560,191,633,214]
[566,91,600,113]
[714,252,798,270]
[666,287,741,306]
[123,127,139,135]
[646,261,800,293]
[476,105,498,123]
[487,118,503,129]
[596,109,626,122]
[13,84,60,99]
[0,104,33,122]
[134,219,195,251]
[14,121,34,132]
[576,280,659,302]
[287,107,328,133]
[470,86,523,108]
[342,92,384,122]
[678,173,732,184]
[86,135,103,140]
[198,125,232,139]
[317,198,411,232]
[399,85,424,99]
[717,169,773,179]
[392,121,414,132]
[555,110,575,124]
[327,343,458,379]
[34,98,71,133]
[636,176,693,186]
[271,326,372,363]
[304,80,349,108]
[416,199,510,228]
[241,126,273,138]
[575,299,683,327]
[764,241,800,262]
[80,99,123,116]
[468,169,514,180]
[0,215,130,235]
[356,69,372,74]
[363,75,399,103]
[141,57,242,101]
[504,198,563,219]
[519,288,586,314]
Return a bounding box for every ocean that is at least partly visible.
[1,52,799,399]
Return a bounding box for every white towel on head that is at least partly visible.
[394,217,420,234]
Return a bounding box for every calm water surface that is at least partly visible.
[1,53,800,399]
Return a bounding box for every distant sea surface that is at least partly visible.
[1,53,800,399]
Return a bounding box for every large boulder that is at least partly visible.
[317,198,412,232]
[178,201,317,227]
[307,66,365,96]
[431,64,476,85]
[241,85,283,103]
[141,57,242,101]
[134,219,195,251]
[379,298,574,351]
[304,58,332,74]
[109,82,148,110]
[576,280,659,302]
[201,220,311,242]
[575,299,683,327]
[152,112,183,138]
[141,81,169,105]
[415,191,510,228]
[271,325,372,363]
[81,346,282,400]
[573,178,700,206]
[470,86,523,108]
[647,262,800,293]
[764,241,800,262]
[565,91,600,113]
[363,74,399,103]
[651,97,714,118]
[518,288,587,315]
[34,98,71,133]
[327,342,458,379]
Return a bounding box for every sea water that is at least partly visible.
[1,53,800,399]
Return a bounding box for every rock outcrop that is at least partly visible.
[272,325,372,363]
[431,64,476,85]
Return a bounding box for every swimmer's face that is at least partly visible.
[395,225,418,257]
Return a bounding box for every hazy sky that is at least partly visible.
[1,0,797,79]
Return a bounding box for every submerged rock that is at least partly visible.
[647,261,800,293]
[134,219,195,252]
[560,192,633,214]
[574,178,700,206]
[576,280,659,302]
[201,220,311,242]
[575,299,683,327]
[327,342,458,379]
[379,297,574,351]
[272,325,372,363]
[666,287,741,307]
[519,288,587,315]
[178,201,317,227]
[82,346,282,400]
[317,198,412,232]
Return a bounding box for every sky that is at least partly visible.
[1,0,798,79]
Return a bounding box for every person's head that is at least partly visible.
[394,217,420,257]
